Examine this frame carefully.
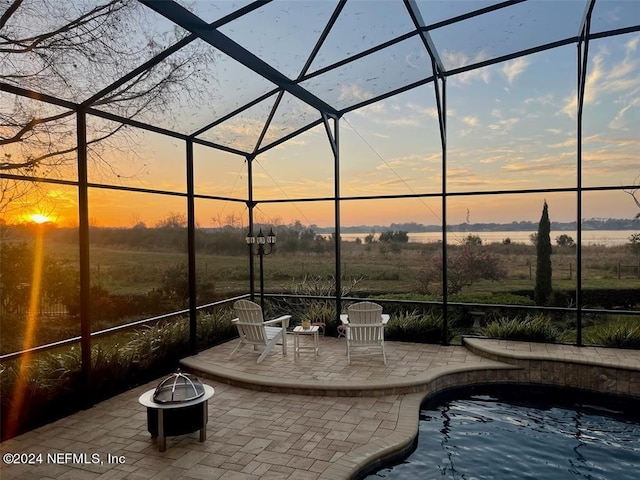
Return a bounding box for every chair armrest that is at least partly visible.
[264,315,291,328]
[341,314,388,325]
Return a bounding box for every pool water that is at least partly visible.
[366,387,640,479]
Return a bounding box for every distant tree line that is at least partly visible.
[330,217,639,235]
[0,217,336,256]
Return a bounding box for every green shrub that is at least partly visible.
[385,310,448,344]
[583,318,640,349]
[365,297,443,324]
[300,301,338,335]
[449,292,536,306]
[370,292,435,302]
[510,289,640,310]
[481,314,560,342]
[267,298,340,335]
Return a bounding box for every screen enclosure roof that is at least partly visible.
[4,0,639,158]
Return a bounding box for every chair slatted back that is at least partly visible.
[234,300,267,345]
[348,301,383,345]
[235,299,264,323]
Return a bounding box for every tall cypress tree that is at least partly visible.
[534,200,553,305]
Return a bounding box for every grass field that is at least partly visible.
[2,230,638,354]
[11,235,640,298]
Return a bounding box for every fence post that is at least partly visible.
[569,262,572,280]
[618,262,621,280]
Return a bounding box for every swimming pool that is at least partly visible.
[366,386,640,479]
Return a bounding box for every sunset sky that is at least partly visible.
[4,1,639,229]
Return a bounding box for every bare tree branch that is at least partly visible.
[0,0,215,214]
[623,174,640,219]
[0,1,129,54]
[0,0,24,31]
[0,111,74,147]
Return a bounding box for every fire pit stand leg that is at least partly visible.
[200,400,208,442]
[158,409,166,452]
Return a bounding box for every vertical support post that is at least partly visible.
[576,42,583,346]
[441,79,448,345]
[246,156,256,302]
[432,60,448,345]
[186,139,197,354]
[576,2,594,346]
[406,1,450,342]
[76,109,91,403]
[334,118,341,318]
[323,113,341,325]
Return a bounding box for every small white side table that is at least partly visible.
[293,326,319,359]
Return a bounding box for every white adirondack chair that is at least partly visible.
[344,301,387,365]
[229,299,291,364]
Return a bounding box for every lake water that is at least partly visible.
[367,388,640,480]
[339,230,637,246]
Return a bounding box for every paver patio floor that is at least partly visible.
[2,337,638,480]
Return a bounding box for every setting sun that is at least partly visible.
[29,213,51,224]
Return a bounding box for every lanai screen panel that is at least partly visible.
[193,145,248,199]
[0,92,77,182]
[306,0,417,73]
[86,188,187,229]
[301,35,435,112]
[0,185,80,355]
[339,86,443,197]
[85,116,186,191]
[90,36,279,138]
[413,1,502,25]
[590,0,640,33]
[174,0,254,23]
[252,124,335,201]
[217,1,338,80]
[259,92,324,152]
[581,32,640,190]
[197,94,280,154]
[430,1,587,72]
[446,44,579,193]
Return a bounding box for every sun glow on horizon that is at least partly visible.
[28,213,53,224]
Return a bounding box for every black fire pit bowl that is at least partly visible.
[146,404,205,438]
